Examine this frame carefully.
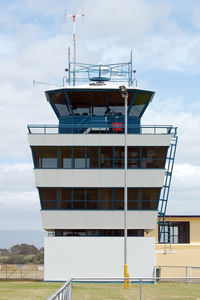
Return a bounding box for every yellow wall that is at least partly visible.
[153,216,200,277]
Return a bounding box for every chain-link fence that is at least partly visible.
[0,264,44,280]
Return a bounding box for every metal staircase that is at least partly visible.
[158,129,178,243]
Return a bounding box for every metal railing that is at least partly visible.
[46,279,72,300]
[27,124,177,135]
[47,277,200,300]
[155,265,200,279]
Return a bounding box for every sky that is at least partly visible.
[0,0,200,232]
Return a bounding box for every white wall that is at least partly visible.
[34,169,165,188]
[29,133,171,147]
[41,210,158,230]
[44,237,155,281]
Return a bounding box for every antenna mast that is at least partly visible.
[64,11,84,86]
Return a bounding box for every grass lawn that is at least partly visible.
[72,282,200,300]
[0,281,63,300]
[1,281,200,300]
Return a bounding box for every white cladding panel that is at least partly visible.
[28,133,171,147]
[44,237,155,281]
[41,210,158,230]
[34,169,165,187]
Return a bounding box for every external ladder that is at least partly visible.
[158,130,178,243]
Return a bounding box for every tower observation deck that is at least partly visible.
[28,57,177,281]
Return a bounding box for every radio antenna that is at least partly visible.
[64,11,85,86]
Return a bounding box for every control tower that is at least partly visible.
[28,57,177,281]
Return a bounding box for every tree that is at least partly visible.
[0,249,10,255]
[11,244,39,255]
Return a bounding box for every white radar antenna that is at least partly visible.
[64,11,85,85]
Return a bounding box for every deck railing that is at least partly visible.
[27,124,177,136]
[46,279,72,300]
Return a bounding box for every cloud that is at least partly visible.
[0,163,41,230]
[0,163,35,192]
[0,0,200,231]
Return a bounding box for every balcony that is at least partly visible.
[28,123,177,136]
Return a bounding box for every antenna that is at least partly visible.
[64,11,85,86]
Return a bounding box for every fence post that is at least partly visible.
[140,279,142,300]
[21,265,23,280]
[186,266,188,285]
[6,265,7,280]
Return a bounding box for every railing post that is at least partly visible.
[140,279,142,300]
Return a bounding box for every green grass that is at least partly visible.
[0,281,63,300]
[1,281,200,300]
[72,282,200,300]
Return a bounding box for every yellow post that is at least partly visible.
[127,273,132,288]
[124,264,128,289]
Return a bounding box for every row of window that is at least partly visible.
[159,222,190,244]
[32,146,167,169]
[50,90,150,118]
[54,229,144,237]
[39,187,160,210]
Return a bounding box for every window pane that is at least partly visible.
[73,147,85,168]
[60,188,71,200]
[141,188,160,210]
[87,147,99,168]
[92,92,107,115]
[60,188,71,209]
[33,147,57,168]
[129,92,150,117]
[128,147,140,168]
[114,201,124,209]
[142,147,167,159]
[60,201,71,209]
[100,188,112,209]
[128,230,144,236]
[128,188,140,200]
[114,147,124,168]
[87,188,98,200]
[142,201,158,209]
[101,188,112,200]
[60,147,72,168]
[101,147,113,168]
[87,188,99,209]
[50,92,71,117]
[87,200,99,209]
[41,201,57,209]
[142,188,160,200]
[39,188,57,201]
[114,188,124,200]
[128,201,139,209]
[128,188,140,209]
[142,147,167,168]
[179,222,190,243]
[73,201,85,209]
[100,201,112,209]
[74,188,85,200]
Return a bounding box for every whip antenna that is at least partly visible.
[64,11,85,86]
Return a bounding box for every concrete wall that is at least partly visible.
[29,133,171,147]
[34,169,165,188]
[44,237,155,281]
[41,210,158,230]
